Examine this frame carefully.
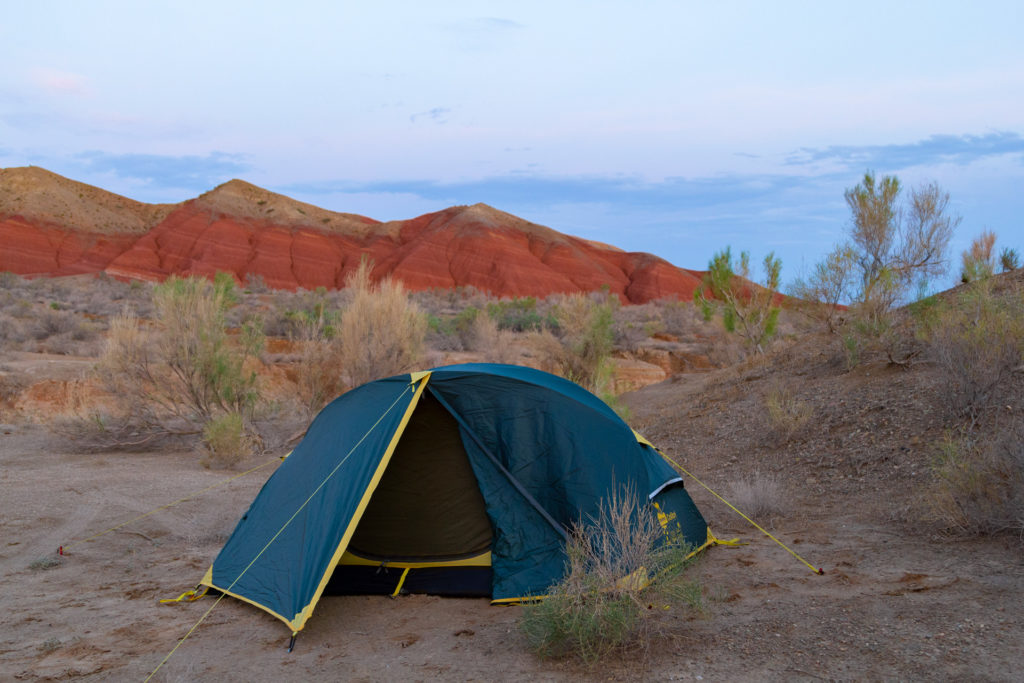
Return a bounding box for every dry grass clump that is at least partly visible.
[518,486,702,664]
[336,259,427,389]
[763,384,813,445]
[728,472,787,523]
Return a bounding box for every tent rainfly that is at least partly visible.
[198,363,709,633]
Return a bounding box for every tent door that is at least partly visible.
[327,392,493,596]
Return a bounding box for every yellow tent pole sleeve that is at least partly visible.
[391,567,411,597]
[656,450,824,575]
[59,457,281,556]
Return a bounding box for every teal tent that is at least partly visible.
[200,363,709,633]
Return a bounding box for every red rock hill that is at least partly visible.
[1,167,704,303]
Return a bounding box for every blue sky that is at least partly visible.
[2,1,1023,289]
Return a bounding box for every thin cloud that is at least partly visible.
[75,150,250,189]
[787,132,1024,169]
[28,67,92,97]
[409,107,452,124]
[474,17,524,30]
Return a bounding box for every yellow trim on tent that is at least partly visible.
[289,372,432,632]
[338,549,492,569]
[632,429,655,449]
[198,565,297,630]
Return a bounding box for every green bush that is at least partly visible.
[486,297,554,332]
[202,412,252,468]
[694,247,781,354]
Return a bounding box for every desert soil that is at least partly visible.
[1,350,1022,682]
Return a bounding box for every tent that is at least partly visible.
[199,363,709,634]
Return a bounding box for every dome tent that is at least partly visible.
[199,363,709,634]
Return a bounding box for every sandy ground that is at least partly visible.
[2,352,1023,681]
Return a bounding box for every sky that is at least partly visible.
[2,1,1023,290]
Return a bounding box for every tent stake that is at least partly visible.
[287,632,297,653]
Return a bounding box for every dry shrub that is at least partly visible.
[470,312,517,363]
[288,292,343,416]
[0,366,30,406]
[518,485,702,664]
[84,275,264,454]
[612,303,663,350]
[546,293,616,392]
[764,385,813,445]
[924,427,1024,537]
[29,308,79,340]
[337,260,426,389]
[925,281,1024,424]
[728,472,787,523]
[961,230,997,283]
[0,314,29,349]
[654,300,701,338]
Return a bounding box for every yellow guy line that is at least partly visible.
[658,451,824,575]
[59,457,281,555]
[145,383,415,681]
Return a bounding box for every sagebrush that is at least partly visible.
[518,485,701,664]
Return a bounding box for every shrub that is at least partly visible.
[550,294,616,390]
[426,306,481,351]
[764,386,813,444]
[1000,247,1021,272]
[518,485,701,664]
[0,314,28,348]
[202,412,253,469]
[788,245,857,333]
[924,281,1024,424]
[694,247,781,354]
[336,260,426,389]
[89,274,264,452]
[960,230,997,283]
[925,428,1024,537]
[655,300,700,338]
[470,312,517,363]
[0,271,22,289]
[29,308,78,341]
[486,297,553,332]
[150,275,263,420]
[284,290,344,416]
[728,472,787,522]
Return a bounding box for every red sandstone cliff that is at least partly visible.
[0,167,704,303]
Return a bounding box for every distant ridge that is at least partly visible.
[0,166,704,303]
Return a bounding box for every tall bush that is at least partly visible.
[336,259,426,389]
